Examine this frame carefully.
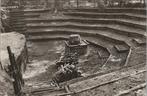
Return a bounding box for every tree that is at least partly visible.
[52,0,63,13]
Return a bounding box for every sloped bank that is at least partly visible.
[0,32,28,95]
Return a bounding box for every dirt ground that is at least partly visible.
[23,40,146,96]
[24,40,107,89]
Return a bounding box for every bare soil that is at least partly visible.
[24,40,108,89]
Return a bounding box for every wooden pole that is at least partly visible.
[7,46,23,96]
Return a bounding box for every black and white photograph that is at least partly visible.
[0,0,146,96]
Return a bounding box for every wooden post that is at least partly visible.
[7,46,23,96]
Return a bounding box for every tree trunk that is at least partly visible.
[52,0,61,14]
[96,0,105,8]
[77,0,79,8]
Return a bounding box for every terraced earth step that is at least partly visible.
[28,34,113,52]
[25,17,146,25]
[65,16,146,27]
[27,28,130,47]
[28,35,68,41]
[26,22,146,37]
[27,22,146,37]
[9,12,40,16]
[25,12,146,20]
[27,26,145,47]
[13,28,27,32]
[25,17,146,30]
[24,14,40,18]
[67,8,146,15]
[124,13,146,18]
[24,9,50,13]
[64,12,146,18]
[132,38,146,45]
[63,12,146,21]
[114,18,146,25]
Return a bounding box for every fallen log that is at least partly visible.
[57,70,146,96]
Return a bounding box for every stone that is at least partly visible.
[68,34,81,45]
[135,90,145,96]
[65,39,89,56]
[114,45,129,53]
